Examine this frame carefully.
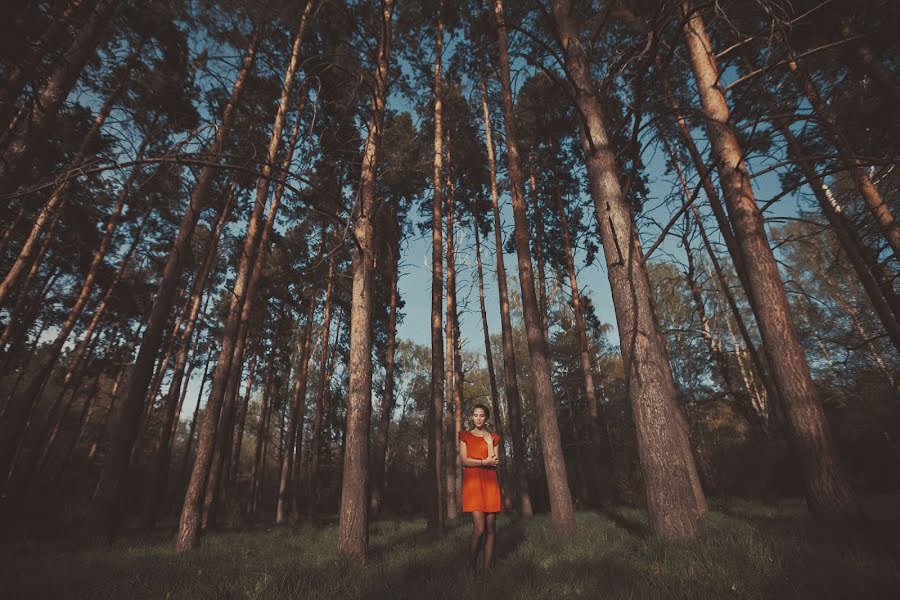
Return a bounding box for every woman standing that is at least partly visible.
[458,403,501,570]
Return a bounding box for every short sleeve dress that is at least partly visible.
[458,430,502,513]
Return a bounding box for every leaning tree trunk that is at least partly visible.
[0,0,118,192]
[785,48,900,260]
[551,0,706,539]
[93,31,259,544]
[767,106,900,354]
[494,0,575,535]
[0,0,88,127]
[528,169,550,341]
[682,0,859,520]
[176,4,314,545]
[140,188,235,529]
[337,0,393,562]
[660,73,784,425]
[0,43,142,312]
[428,0,446,534]
[277,288,318,524]
[479,74,532,517]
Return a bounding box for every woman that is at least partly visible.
[458,403,501,571]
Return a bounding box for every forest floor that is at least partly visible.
[1,493,899,599]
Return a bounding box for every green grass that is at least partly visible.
[2,494,899,599]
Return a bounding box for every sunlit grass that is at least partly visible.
[2,494,898,599]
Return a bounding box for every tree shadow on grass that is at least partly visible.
[599,505,651,539]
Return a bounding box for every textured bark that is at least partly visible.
[337,0,393,561]
[0,0,118,191]
[369,238,399,517]
[444,173,462,520]
[479,74,531,517]
[495,0,575,535]
[94,32,258,544]
[428,0,446,533]
[140,190,234,529]
[177,353,213,497]
[551,0,705,539]
[682,1,859,519]
[0,34,141,311]
[175,11,317,546]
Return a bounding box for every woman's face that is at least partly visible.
[472,407,487,428]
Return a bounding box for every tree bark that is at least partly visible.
[551,0,706,539]
[140,188,235,529]
[428,0,446,534]
[682,0,860,520]
[277,290,318,524]
[472,221,502,438]
[494,0,575,535]
[94,30,259,544]
[337,0,393,562]
[0,0,118,192]
[479,73,531,517]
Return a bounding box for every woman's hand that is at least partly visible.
[482,454,499,468]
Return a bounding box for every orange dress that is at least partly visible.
[458,430,502,513]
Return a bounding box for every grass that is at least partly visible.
[2,494,899,599]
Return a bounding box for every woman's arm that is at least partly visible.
[458,438,493,468]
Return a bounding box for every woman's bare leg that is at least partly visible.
[483,513,497,570]
[469,511,485,569]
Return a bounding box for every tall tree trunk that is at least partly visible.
[0,37,144,316]
[479,74,531,517]
[306,241,337,516]
[444,173,461,521]
[428,0,446,534]
[0,0,88,127]
[528,168,550,341]
[247,359,275,520]
[140,189,235,529]
[0,0,118,191]
[337,0,393,561]
[551,0,706,539]
[682,0,859,519]
[177,352,213,502]
[278,290,318,524]
[369,236,399,517]
[494,0,575,535]
[174,12,321,546]
[95,31,259,544]
[288,290,319,525]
